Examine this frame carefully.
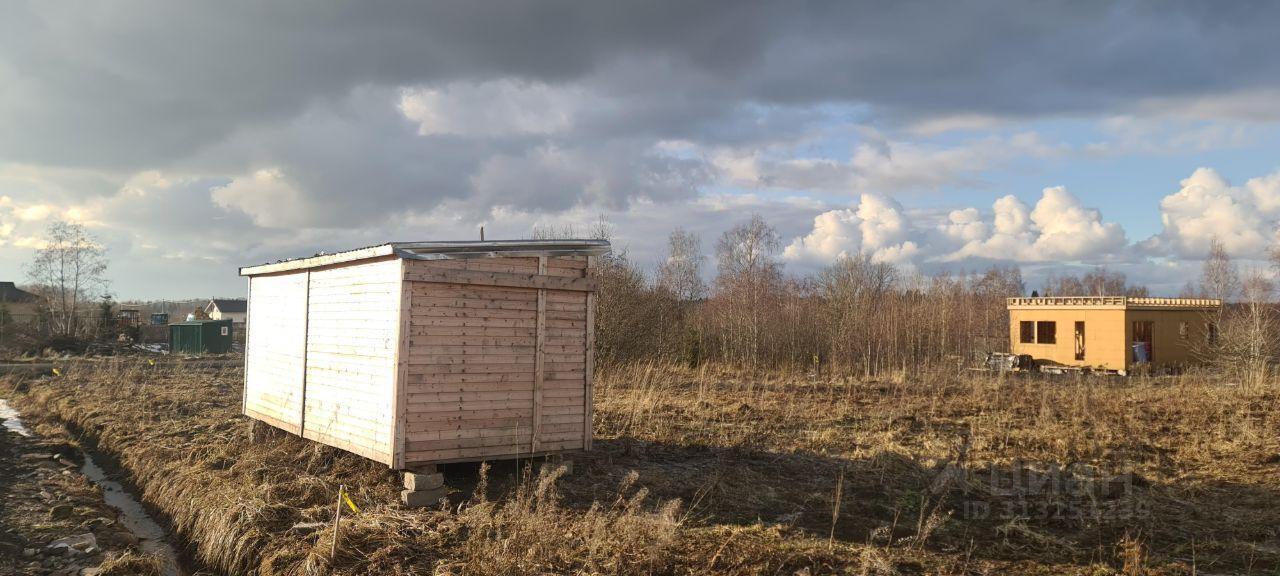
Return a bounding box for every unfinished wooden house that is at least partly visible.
[1008,296,1222,374]
[239,240,607,470]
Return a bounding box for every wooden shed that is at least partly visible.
[1008,296,1221,373]
[238,240,608,469]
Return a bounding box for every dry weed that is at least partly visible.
[4,357,1277,575]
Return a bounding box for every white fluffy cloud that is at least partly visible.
[783,193,920,264]
[786,185,1126,267]
[1143,167,1280,258]
[1026,186,1128,260]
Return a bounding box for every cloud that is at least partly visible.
[4,3,1280,298]
[470,143,709,213]
[786,185,1126,267]
[5,1,1280,171]
[1142,167,1280,259]
[943,187,1127,262]
[713,131,1065,195]
[783,194,920,265]
[398,81,593,137]
[212,169,313,228]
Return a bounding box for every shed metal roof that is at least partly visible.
[240,240,611,276]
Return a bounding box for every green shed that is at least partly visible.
[169,319,234,355]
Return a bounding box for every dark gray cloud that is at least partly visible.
[5,1,1280,169]
[2,1,1278,297]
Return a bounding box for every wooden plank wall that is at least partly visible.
[401,256,590,465]
[243,272,309,434]
[300,258,402,465]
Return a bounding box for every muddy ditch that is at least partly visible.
[0,397,193,576]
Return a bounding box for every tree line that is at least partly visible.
[590,216,1278,383]
[10,217,1278,385]
[590,214,1031,374]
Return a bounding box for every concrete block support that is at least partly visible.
[404,470,444,492]
[400,464,447,508]
[400,488,447,507]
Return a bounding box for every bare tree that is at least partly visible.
[656,228,706,301]
[1201,237,1239,302]
[820,254,898,375]
[715,214,780,282]
[1236,270,1274,388]
[712,214,782,365]
[1043,267,1146,297]
[24,221,110,338]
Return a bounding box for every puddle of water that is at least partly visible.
[0,397,185,576]
[80,457,185,576]
[0,398,32,436]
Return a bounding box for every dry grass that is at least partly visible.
[98,551,165,576]
[4,358,1278,575]
[594,361,1280,572]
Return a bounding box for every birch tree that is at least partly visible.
[24,221,109,338]
[713,215,781,365]
[656,228,706,301]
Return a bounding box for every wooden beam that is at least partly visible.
[404,268,597,292]
[391,260,413,469]
[584,255,596,452]
[532,256,547,452]
[241,276,252,417]
[298,270,311,436]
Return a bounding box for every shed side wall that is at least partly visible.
[1008,307,1127,370]
[302,258,402,465]
[401,256,589,465]
[1124,308,1214,368]
[244,272,309,434]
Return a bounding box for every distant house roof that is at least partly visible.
[207,298,248,314]
[0,282,41,304]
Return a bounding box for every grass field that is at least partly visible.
[4,359,1278,575]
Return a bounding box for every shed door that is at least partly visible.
[243,273,310,434]
[1133,320,1154,363]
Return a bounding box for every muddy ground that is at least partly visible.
[0,400,166,576]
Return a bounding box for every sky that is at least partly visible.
[3,1,1280,299]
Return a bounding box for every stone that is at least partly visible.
[288,522,327,536]
[45,534,97,556]
[80,518,113,531]
[400,487,446,508]
[403,471,444,492]
[48,504,74,520]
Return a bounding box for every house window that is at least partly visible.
[1207,322,1218,345]
[1036,321,1057,344]
[1019,321,1035,343]
[1179,322,1188,339]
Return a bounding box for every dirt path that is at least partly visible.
[0,398,168,576]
